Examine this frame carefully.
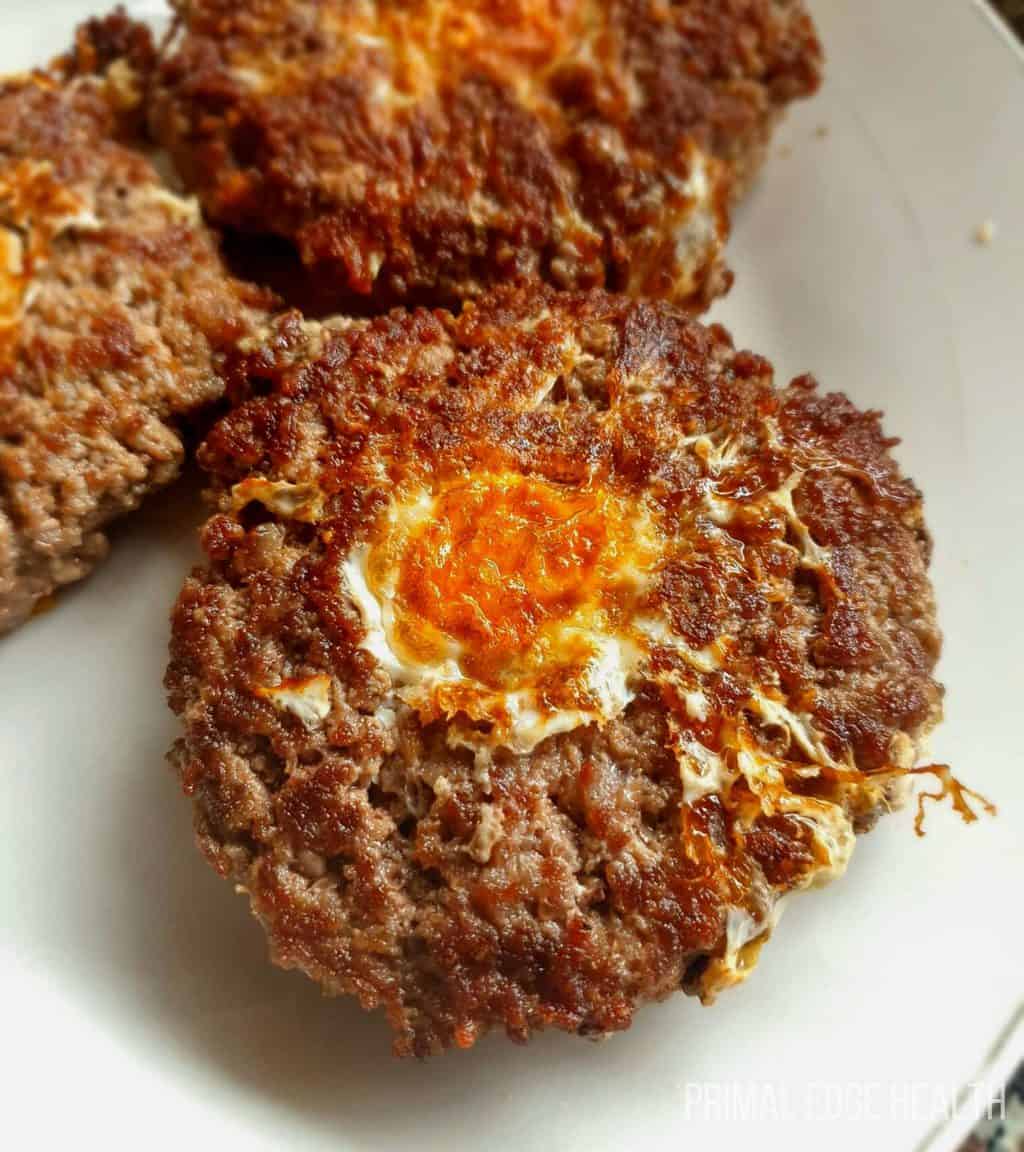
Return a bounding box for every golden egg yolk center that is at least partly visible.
[389,475,644,686]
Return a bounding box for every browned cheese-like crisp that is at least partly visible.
[0,27,270,634]
[167,286,952,1056]
[151,0,822,310]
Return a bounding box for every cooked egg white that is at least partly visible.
[255,674,333,726]
[231,476,327,523]
[624,144,725,302]
[666,147,723,297]
[700,896,790,1000]
[141,185,203,225]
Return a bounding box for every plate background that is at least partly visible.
[1,2,1022,1149]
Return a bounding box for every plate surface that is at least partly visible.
[1,2,1022,1149]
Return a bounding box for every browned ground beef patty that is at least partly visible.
[167,286,943,1056]
[150,0,822,312]
[0,46,269,634]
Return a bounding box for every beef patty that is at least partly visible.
[150,0,822,312]
[0,42,268,634]
[166,286,956,1056]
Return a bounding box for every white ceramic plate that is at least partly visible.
[1,2,1022,1149]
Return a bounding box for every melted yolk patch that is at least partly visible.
[391,475,637,685]
[347,472,660,753]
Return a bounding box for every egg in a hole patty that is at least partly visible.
[168,286,986,1057]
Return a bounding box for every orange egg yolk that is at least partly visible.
[385,474,651,687]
